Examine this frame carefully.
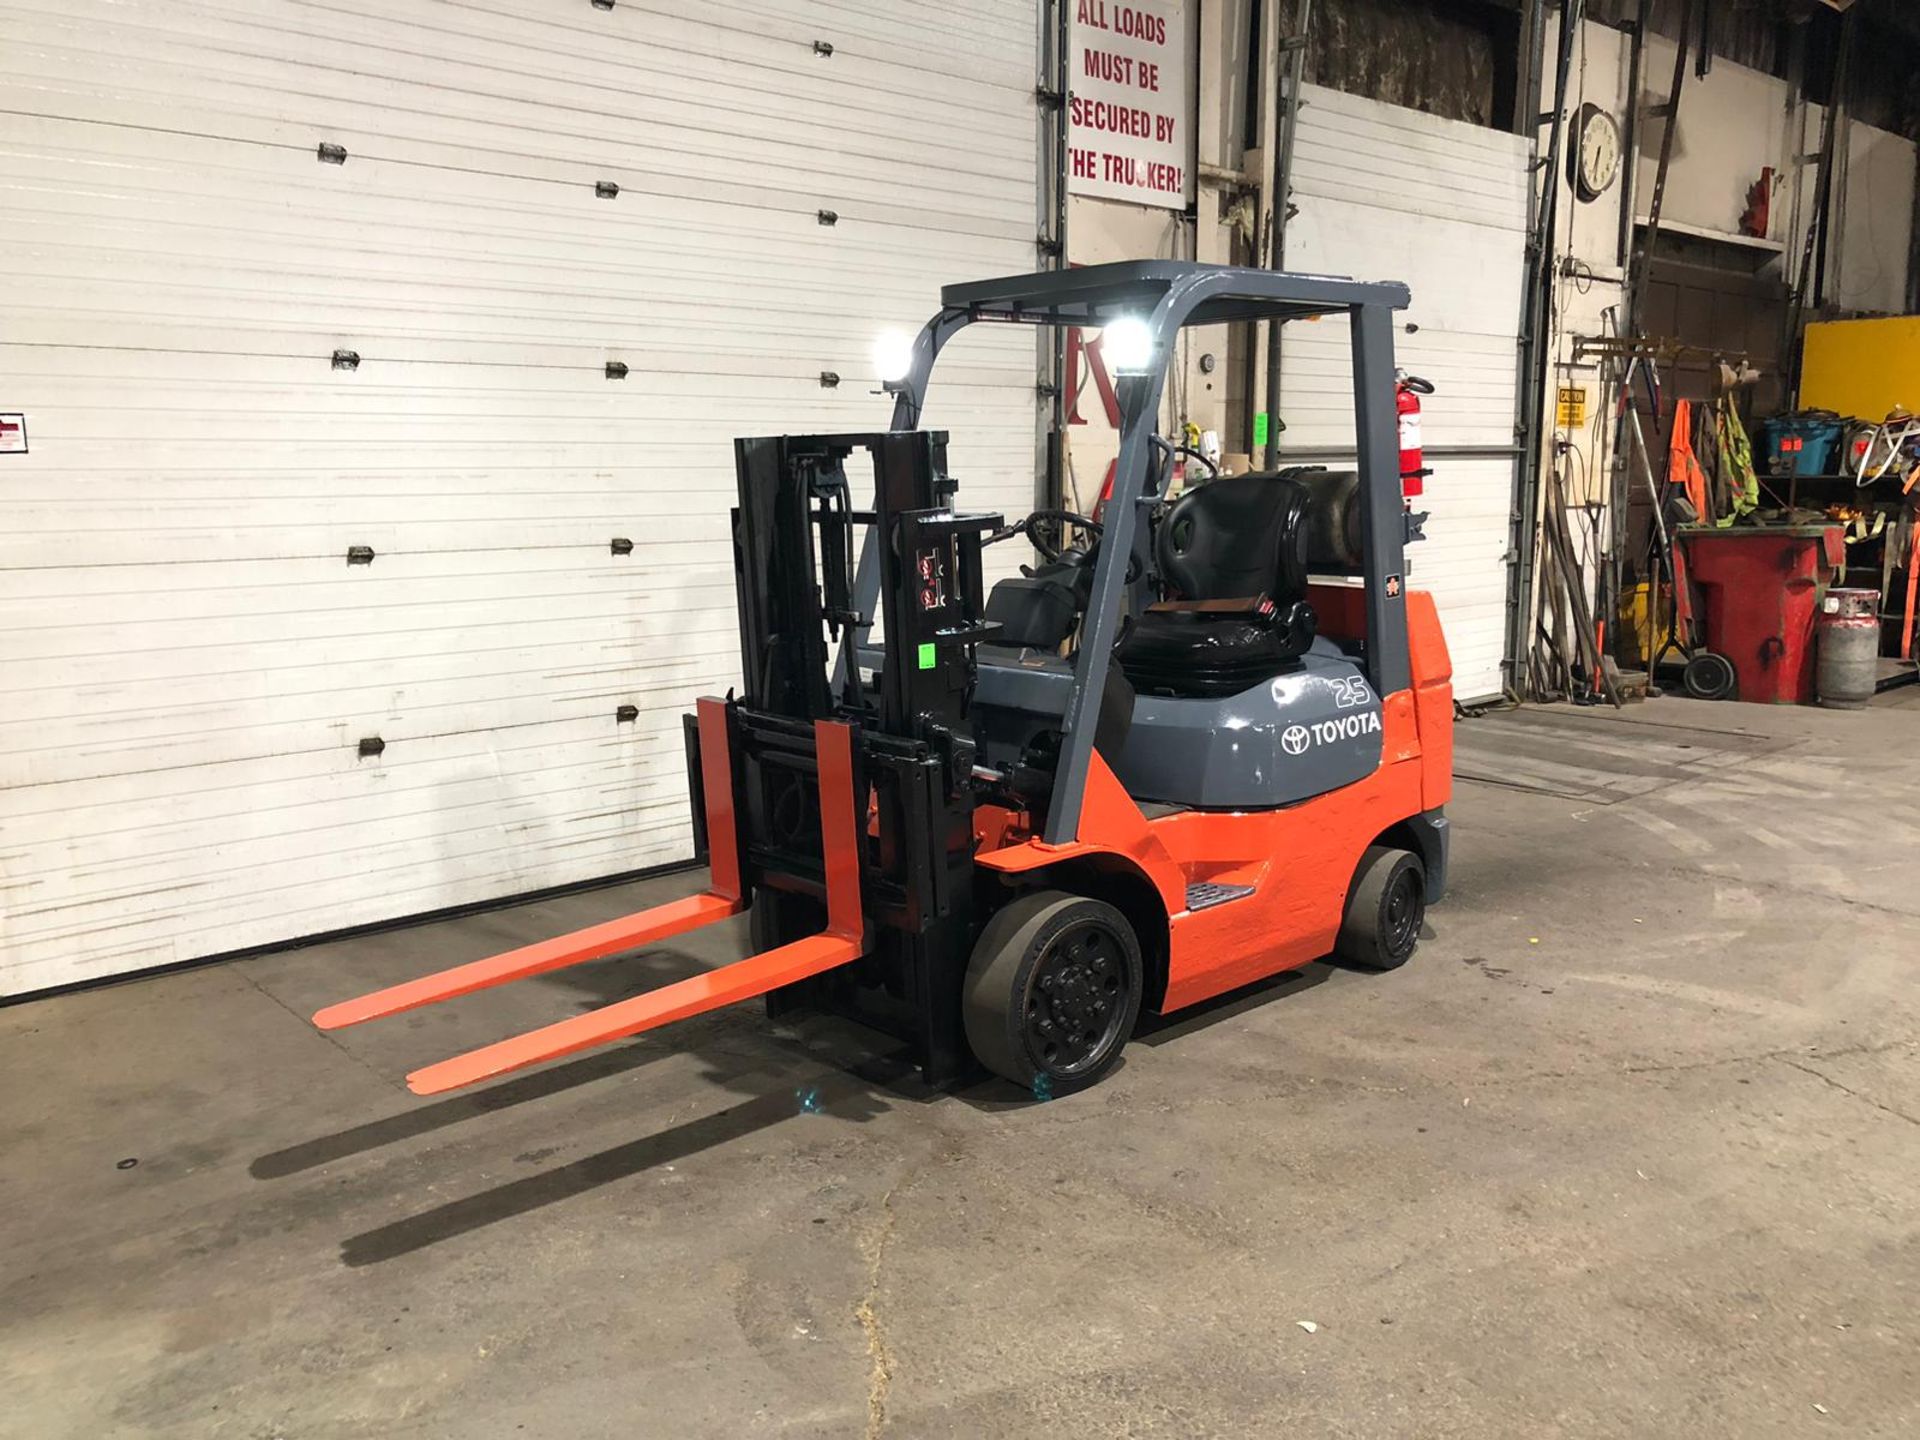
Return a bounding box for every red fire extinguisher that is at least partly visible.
[1396,371,1435,499]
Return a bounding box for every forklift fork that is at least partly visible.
[313,700,866,1095]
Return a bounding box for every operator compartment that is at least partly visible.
[974,464,1381,811]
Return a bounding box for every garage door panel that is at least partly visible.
[5,0,1033,147]
[1290,86,1528,227]
[1279,219,1525,342]
[1,78,1030,225]
[1,118,1030,257]
[0,233,1027,333]
[3,825,678,998]
[0,659,740,790]
[3,145,1031,274]
[10,756,695,917]
[0,362,1035,412]
[0,261,1028,352]
[1,710,676,828]
[0,650,729,742]
[6,2,1039,140]
[1279,85,1524,701]
[0,0,1042,993]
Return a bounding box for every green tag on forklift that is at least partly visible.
[917,642,937,670]
[1253,412,1270,449]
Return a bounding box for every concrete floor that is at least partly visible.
[4,693,1919,1439]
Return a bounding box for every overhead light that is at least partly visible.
[873,329,915,383]
[1101,315,1156,374]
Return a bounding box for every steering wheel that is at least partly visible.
[986,508,1102,563]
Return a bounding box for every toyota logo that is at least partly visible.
[1281,725,1310,756]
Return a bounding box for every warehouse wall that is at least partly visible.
[1530,11,1920,682]
[0,0,1045,994]
[1835,119,1918,317]
[1628,33,1916,311]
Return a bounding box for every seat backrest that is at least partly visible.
[1156,472,1312,602]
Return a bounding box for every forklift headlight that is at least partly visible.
[1101,315,1156,374]
[873,329,915,384]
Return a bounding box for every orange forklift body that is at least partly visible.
[976,589,1452,1012]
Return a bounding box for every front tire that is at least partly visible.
[1335,846,1426,970]
[962,890,1143,1096]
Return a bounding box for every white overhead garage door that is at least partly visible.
[0,0,1042,995]
[1277,83,1528,702]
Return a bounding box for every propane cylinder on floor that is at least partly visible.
[1816,588,1880,710]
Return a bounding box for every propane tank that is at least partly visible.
[1816,587,1880,710]
[1396,372,1435,498]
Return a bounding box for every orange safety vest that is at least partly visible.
[1669,399,1712,523]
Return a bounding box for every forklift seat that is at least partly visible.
[1156,469,1315,602]
[1117,471,1321,699]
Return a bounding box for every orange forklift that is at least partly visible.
[315,262,1454,1098]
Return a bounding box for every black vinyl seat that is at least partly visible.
[1116,471,1321,699]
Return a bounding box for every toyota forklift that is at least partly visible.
[315,262,1454,1098]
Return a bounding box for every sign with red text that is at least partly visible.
[1068,0,1191,210]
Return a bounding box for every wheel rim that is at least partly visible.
[1685,653,1735,700]
[1383,870,1421,957]
[1024,921,1131,1076]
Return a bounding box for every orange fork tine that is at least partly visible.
[313,892,743,1030]
[403,932,858,1094]
[313,697,746,1032]
[376,718,867,1094]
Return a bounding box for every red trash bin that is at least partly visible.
[1675,523,1844,705]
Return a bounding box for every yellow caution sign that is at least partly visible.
[1557,385,1588,428]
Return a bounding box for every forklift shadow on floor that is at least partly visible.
[260,907,1442,1266]
[257,943,936,1266]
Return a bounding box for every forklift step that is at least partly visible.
[1184,881,1255,912]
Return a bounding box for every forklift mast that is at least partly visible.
[718,431,1005,1083]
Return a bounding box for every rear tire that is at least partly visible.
[1335,846,1425,971]
[963,890,1143,1096]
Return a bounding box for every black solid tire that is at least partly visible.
[1682,650,1737,701]
[962,890,1143,1096]
[1335,846,1426,971]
